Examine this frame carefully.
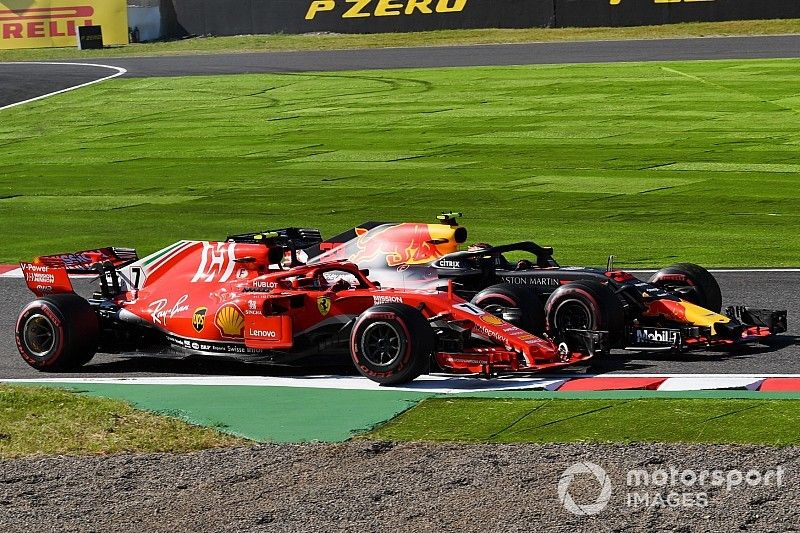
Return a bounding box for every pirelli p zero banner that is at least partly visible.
[162,0,800,36]
[0,0,128,49]
[555,0,800,28]
[164,0,555,36]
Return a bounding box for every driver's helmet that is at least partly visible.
[467,242,492,253]
[466,243,508,268]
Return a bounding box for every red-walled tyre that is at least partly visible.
[350,303,434,385]
[471,283,546,335]
[15,294,99,371]
[545,280,625,347]
[649,263,722,312]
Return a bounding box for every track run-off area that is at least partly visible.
[2,34,800,106]
[2,34,799,442]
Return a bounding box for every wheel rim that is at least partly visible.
[360,322,403,367]
[23,314,56,358]
[553,299,593,331]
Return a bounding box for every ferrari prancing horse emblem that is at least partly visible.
[317,296,331,316]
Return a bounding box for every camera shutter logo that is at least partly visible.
[558,462,613,515]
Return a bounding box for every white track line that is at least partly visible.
[2,374,799,393]
[0,61,126,111]
[0,375,569,394]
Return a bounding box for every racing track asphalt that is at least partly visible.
[1,34,800,107]
[1,34,799,379]
[1,272,797,379]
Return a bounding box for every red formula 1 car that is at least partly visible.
[14,231,605,384]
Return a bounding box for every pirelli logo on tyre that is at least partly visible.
[0,0,128,49]
[306,0,468,21]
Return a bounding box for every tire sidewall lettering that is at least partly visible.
[547,286,601,331]
[16,301,66,368]
[351,312,412,378]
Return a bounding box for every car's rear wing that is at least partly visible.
[19,247,138,297]
[33,247,139,274]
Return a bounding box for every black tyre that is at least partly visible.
[470,283,546,335]
[648,263,722,312]
[545,280,625,346]
[350,303,434,385]
[15,294,99,371]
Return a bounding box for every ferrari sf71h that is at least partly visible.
[305,215,787,352]
[14,230,604,384]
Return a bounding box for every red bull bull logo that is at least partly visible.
[349,223,453,267]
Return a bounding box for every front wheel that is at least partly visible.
[649,263,722,312]
[545,280,625,347]
[15,294,99,371]
[470,283,546,335]
[350,303,434,385]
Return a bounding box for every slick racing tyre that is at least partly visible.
[351,303,434,385]
[15,294,99,371]
[545,280,625,346]
[649,263,722,312]
[471,283,546,335]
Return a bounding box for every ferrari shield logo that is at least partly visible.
[317,296,331,316]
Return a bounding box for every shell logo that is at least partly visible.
[214,303,245,338]
[480,314,504,326]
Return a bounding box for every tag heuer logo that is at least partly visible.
[317,296,331,316]
[192,307,207,332]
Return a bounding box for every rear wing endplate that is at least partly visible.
[20,261,74,297]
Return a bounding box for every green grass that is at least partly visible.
[0,385,246,458]
[2,19,799,61]
[369,397,800,445]
[2,58,799,266]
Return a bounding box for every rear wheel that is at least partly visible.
[350,303,434,385]
[471,283,546,334]
[649,263,722,312]
[15,294,99,371]
[545,280,625,347]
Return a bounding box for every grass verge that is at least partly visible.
[369,397,800,445]
[0,385,246,458]
[1,19,799,61]
[1,59,798,266]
